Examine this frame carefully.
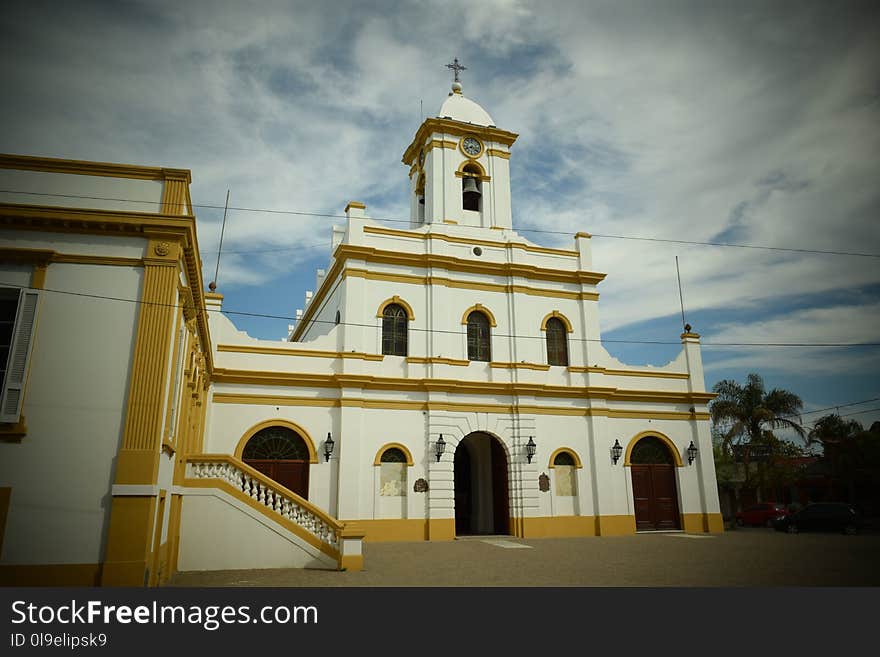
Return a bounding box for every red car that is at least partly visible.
[736,503,789,527]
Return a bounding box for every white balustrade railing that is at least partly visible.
[186,457,340,553]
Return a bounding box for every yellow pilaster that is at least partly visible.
[102,238,180,586]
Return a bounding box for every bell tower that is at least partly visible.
[402,59,518,230]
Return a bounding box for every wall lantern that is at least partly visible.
[526,436,537,464]
[324,432,335,462]
[434,434,446,462]
[687,440,698,465]
[611,439,623,465]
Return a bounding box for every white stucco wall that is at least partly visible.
[177,489,335,571]
[0,259,143,564]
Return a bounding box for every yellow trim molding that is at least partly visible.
[460,303,497,327]
[234,419,319,464]
[520,516,595,538]
[456,159,489,181]
[540,311,574,333]
[575,231,592,239]
[427,518,456,541]
[595,515,637,536]
[489,361,551,371]
[623,430,684,467]
[376,295,415,320]
[403,118,518,165]
[548,448,583,469]
[344,201,366,213]
[362,225,579,258]
[406,356,470,366]
[569,365,690,380]
[373,442,415,466]
[682,513,725,533]
[211,367,715,406]
[0,416,27,440]
[212,392,710,420]
[0,153,191,183]
[350,519,428,542]
[218,344,384,361]
[486,148,510,159]
[342,267,599,301]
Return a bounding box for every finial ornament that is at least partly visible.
[446,57,466,93]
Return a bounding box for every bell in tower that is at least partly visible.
[462,175,481,211]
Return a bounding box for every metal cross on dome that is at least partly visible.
[445,57,467,83]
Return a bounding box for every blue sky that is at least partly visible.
[2,0,878,437]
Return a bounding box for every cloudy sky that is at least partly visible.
[2,0,879,437]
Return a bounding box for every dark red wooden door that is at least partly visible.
[244,459,309,500]
[491,437,510,534]
[632,464,680,530]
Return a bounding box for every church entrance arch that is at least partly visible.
[241,425,311,499]
[629,435,681,531]
[454,432,510,536]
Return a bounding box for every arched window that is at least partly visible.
[466,311,491,361]
[553,451,577,496]
[545,317,569,366]
[631,436,675,464]
[382,304,408,356]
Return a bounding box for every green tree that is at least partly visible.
[808,414,866,504]
[709,373,805,513]
[710,373,806,457]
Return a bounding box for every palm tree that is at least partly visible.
[710,373,805,516]
[710,373,805,455]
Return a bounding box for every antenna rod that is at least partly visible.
[676,255,687,330]
[210,190,230,291]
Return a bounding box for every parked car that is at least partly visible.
[736,502,789,527]
[773,503,862,535]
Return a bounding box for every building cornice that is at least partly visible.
[402,118,519,166]
[211,367,715,405]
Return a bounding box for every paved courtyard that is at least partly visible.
[169,527,880,587]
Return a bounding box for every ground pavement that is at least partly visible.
[169,528,880,587]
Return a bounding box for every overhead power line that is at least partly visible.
[4,283,880,349]
[2,189,879,259]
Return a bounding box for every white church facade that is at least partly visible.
[0,79,722,586]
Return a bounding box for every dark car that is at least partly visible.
[773,502,862,535]
[736,502,789,527]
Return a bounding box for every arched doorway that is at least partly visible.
[454,432,510,536]
[629,436,681,531]
[241,426,311,499]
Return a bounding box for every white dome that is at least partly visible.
[438,92,495,127]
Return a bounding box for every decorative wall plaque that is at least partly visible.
[413,478,429,493]
[538,473,550,492]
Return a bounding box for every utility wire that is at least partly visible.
[4,282,880,349]
[3,189,879,259]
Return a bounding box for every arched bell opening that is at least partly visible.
[461,163,482,212]
[454,432,510,536]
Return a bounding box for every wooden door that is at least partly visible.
[490,437,510,534]
[244,459,309,499]
[632,464,680,531]
[454,445,472,535]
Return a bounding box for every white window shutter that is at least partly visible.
[1,290,40,423]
